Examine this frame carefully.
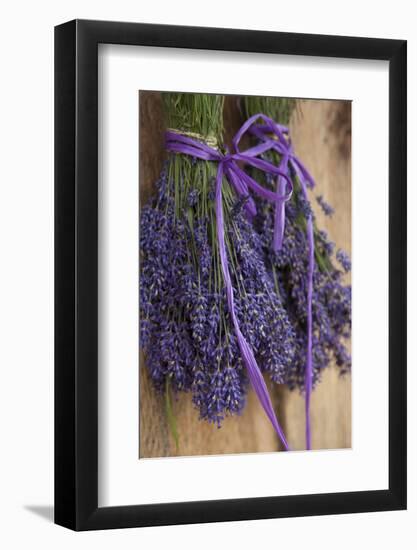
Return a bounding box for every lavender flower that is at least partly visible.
[336,249,351,272]
[231,195,251,218]
[298,194,314,220]
[187,189,199,207]
[316,195,335,217]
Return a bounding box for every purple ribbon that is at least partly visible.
[249,121,315,450]
[166,113,294,451]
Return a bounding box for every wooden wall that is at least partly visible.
[139,92,351,458]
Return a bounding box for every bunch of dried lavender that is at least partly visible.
[140,93,295,429]
[242,96,351,390]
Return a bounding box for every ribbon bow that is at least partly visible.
[166,113,315,451]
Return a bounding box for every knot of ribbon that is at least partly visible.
[166,113,315,451]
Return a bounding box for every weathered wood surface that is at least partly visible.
[139,92,351,457]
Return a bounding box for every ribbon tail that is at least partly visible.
[273,154,290,252]
[292,156,315,189]
[215,162,290,451]
[238,332,290,450]
[305,216,314,451]
[289,156,315,450]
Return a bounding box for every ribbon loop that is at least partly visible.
[246,114,315,252]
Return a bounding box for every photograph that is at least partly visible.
[0,3,409,543]
[139,91,352,458]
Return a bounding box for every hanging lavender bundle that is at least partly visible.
[242,96,352,395]
[140,93,295,435]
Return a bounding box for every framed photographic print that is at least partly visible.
[54,19,407,530]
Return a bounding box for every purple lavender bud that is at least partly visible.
[336,249,351,272]
[317,230,335,257]
[231,195,250,218]
[298,194,314,219]
[187,189,199,207]
[316,195,335,217]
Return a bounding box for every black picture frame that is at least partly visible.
[55,19,407,531]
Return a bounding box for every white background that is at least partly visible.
[0,1,415,549]
[99,46,389,506]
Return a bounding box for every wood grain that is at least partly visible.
[139,92,351,458]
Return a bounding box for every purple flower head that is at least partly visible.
[336,249,351,272]
[317,229,335,257]
[316,195,335,217]
[298,194,314,220]
[187,189,199,207]
[231,195,251,218]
